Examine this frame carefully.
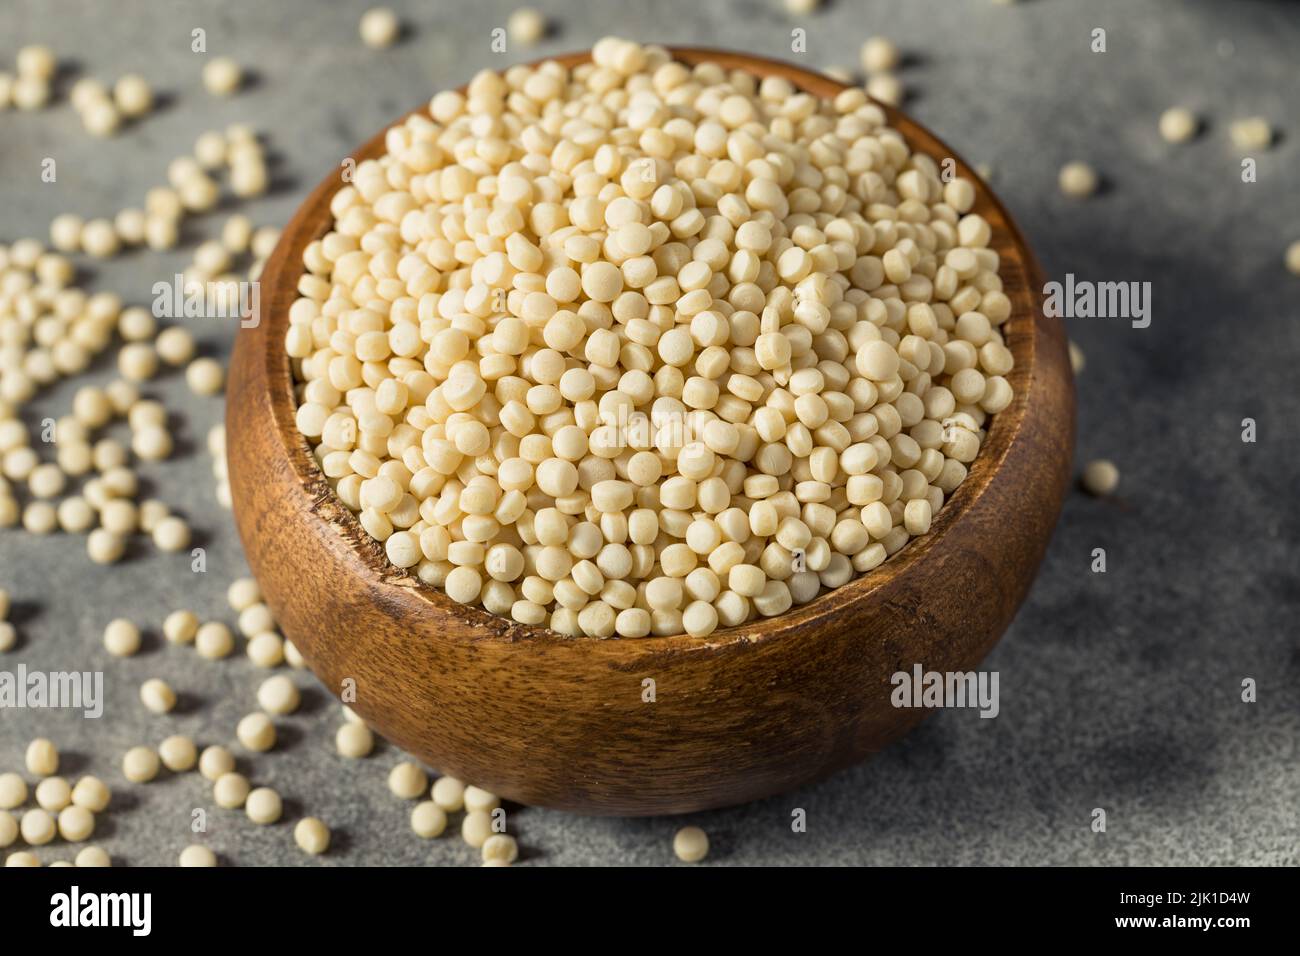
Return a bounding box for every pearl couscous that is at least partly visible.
[481,832,519,864]
[1158,106,1198,144]
[34,775,71,811]
[507,8,547,47]
[859,36,900,74]
[1228,116,1272,151]
[139,677,177,714]
[0,773,28,809]
[388,761,428,799]
[159,735,198,772]
[1081,458,1119,497]
[26,737,59,776]
[245,786,282,824]
[336,721,374,758]
[1058,161,1098,198]
[256,674,300,714]
[673,824,709,862]
[202,57,243,97]
[103,617,142,657]
[236,712,277,752]
[294,816,331,854]
[360,8,401,49]
[75,845,111,867]
[199,745,236,781]
[195,621,235,659]
[179,844,217,866]
[121,745,160,783]
[213,771,251,808]
[411,800,448,837]
[71,775,111,812]
[286,38,1016,639]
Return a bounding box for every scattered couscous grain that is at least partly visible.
[87,528,127,564]
[463,785,500,813]
[179,844,217,866]
[1059,161,1098,198]
[1068,340,1085,375]
[431,775,466,812]
[16,45,57,81]
[1229,116,1272,151]
[195,621,235,659]
[359,8,401,49]
[122,745,161,783]
[865,72,903,106]
[34,775,71,811]
[245,787,282,824]
[247,631,285,667]
[294,817,331,854]
[213,772,251,808]
[202,57,242,97]
[481,833,519,865]
[336,722,374,758]
[1284,240,1300,276]
[236,712,276,752]
[199,745,236,781]
[673,825,709,862]
[256,675,300,715]
[140,678,177,714]
[75,845,111,867]
[20,806,56,842]
[163,609,200,644]
[461,809,494,848]
[860,36,900,74]
[57,804,95,841]
[26,737,59,776]
[283,639,305,671]
[388,761,428,799]
[113,74,153,117]
[152,515,191,551]
[1158,107,1198,144]
[410,800,448,837]
[159,735,198,772]
[237,602,276,637]
[186,356,225,395]
[1081,458,1119,496]
[226,577,262,611]
[0,773,28,809]
[507,8,547,47]
[71,776,111,812]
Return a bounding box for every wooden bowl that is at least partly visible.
[227,47,1074,815]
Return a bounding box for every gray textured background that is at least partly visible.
[1,0,1297,866]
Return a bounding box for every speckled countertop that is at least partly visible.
[1,0,1297,866]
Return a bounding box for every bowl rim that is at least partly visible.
[250,44,1049,650]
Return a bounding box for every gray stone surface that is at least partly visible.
[1,0,1296,866]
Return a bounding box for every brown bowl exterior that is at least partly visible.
[226,48,1074,815]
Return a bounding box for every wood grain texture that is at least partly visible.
[226,47,1074,815]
